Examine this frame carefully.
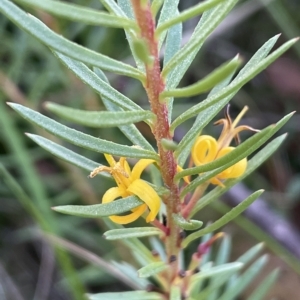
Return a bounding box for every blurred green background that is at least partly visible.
[0,0,300,299]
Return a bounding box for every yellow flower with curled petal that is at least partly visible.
[90,154,160,224]
[192,106,258,186]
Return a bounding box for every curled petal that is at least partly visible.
[192,135,218,165]
[102,187,146,224]
[102,187,123,203]
[110,204,147,224]
[127,179,161,223]
[131,159,155,181]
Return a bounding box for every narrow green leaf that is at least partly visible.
[112,261,150,289]
[162,0,238,79]
[175,34,281,165]
[151,0,164,17]
[170,286,181,300]
[236,243,264,264]
[117,0,134,19]
[8,103,159,160]
[54,53,143,112]
[87,290,163,300]
[157,0,180,49]
[171,38,298,129]
[26,134,109,176]
[161,56,241,98]
[46,102,154,127]
[116,0,145,71]
[195,263,235,300]
[53,196,143,218]
[104,227,163,240]
[190,134,286,216]
[218,255,268,300]
[138,262,168,278]
[99,0,126,16]
[183,190,264,248]
[247,269,279,300]
[206,236,231,300]
[163,10,182,66]
[157,0,226,36]
[13,0,137,29]
[0,0,144,80]
[172,214,203,231]
[93,68,155,152]
[177,112,292,180]
[163,8,182,122]
[189,262,243,291]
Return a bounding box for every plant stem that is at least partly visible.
[182,183,209,219]
[131,0,181,287]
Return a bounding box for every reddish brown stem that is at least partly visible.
[131,0,181,287]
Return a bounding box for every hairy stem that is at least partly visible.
[131,0,181,287]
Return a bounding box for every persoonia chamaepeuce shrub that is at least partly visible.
[0,0,298,299]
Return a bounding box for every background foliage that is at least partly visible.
[0,0,300,299]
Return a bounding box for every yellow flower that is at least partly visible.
[90,154,160,224]
[192,106,258,186]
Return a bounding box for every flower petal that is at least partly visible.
[102,187,123,203]
[109,205,146,224]
[177,165,190,183]
[131,159,155,181]
[102,187,147,224]
[192,135,218,165]
[216,147,247,179]
[127,179,161,223]
[104,154,116,168]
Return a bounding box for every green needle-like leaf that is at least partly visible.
[161,55,241,98]
[182,190,264,248]
[172,214,203,230]
[8,103,159,160]
[191,134,287,216]
[53,53,143,112]
[157,0,180,49]
[218,255,268,300]
[0,0,144,80]
[175,34,281,166]
[157,0,226,36]
[247,269,279,300]
[171,38,298,130]
[13,0,137,29]
[163,10,182,66]
[138,262,168,278]
[46,102,154,127]
[189,262,243,292]
[99,0,126,16]
[87,291,163,300]
[26,134,109,177]
[236,243,264,264]
[104,227,163,240]
[93,68,155,152]
[53,196,143,218]
[162,0,238,78]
